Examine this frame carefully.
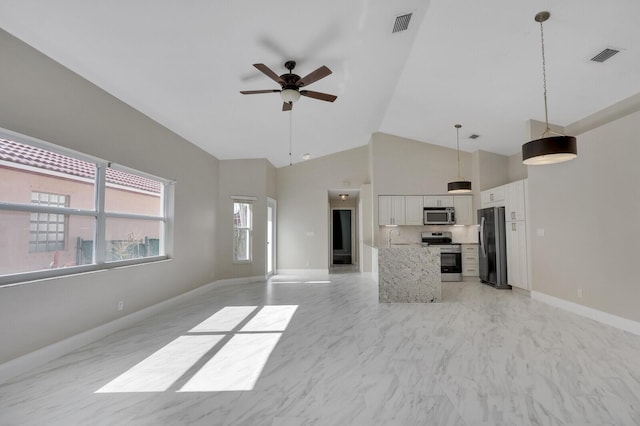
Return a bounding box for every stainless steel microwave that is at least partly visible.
[423,207,456,225]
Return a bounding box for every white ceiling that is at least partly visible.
[1,0,639,167]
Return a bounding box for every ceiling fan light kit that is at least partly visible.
[240,60,337,111]
[522,11,578,166]
[448,124,472,194]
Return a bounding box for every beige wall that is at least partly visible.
[508,152,528,182]
[371,132,473,195]
[276,146,369,270]
[216,159,275,280]
[0,28,220,364]
[528,109,640,322]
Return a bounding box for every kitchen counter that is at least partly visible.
[378,245,441,303]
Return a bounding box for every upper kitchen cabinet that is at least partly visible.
[453,195,473,225]
[423,195,454,208]
[505,180,526,221]
[378,195,406,225]
[480,186,505,208]
[404,196,424,226]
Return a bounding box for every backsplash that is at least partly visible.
[378,225,478,246]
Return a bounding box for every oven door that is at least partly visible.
[441,251,462,274]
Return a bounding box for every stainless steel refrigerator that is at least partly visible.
[477,207,510,289]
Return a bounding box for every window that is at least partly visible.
[233,201,252,262]
[0,130,173,285]
[29,192,69,253]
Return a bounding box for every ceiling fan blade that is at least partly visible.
[240,89,281,95]
[296,65,332,87]
[282,102,293,111]
[253,63,284,85]
[300,90,337,102]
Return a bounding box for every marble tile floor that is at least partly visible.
[1,273,640,425]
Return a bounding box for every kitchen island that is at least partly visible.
[378,245,441,303]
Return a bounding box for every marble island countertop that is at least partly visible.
[378,245,441,303]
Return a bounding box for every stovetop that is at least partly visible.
[420,231,458,246]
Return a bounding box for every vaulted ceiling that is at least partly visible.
[1,0,639,167]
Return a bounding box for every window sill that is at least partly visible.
[0,256,171,288]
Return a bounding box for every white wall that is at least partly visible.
[0,29,220,364]
[276,146,369,270]
[217,159,276,280]
[371,132,473,195]
[528,109,640,322]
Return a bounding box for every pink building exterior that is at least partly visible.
[0,138,162,276]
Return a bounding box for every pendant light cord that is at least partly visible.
[455,124,462,178]
[539,19,551,137]
[289,106,293,166]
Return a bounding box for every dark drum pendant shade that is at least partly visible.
[447,124,472,193]
[522,135,577,165]
[448,180,472,193]
[522,11,578,166]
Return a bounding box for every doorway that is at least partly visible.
[331,208,354,265]
[267,197,276,276]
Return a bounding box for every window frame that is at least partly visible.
[0,127,174,287]
[232,197,254,264]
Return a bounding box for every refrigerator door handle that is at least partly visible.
[480,216,486,257]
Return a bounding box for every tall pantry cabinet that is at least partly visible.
[504,180,529,290]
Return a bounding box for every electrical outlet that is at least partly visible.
[577,289,583,299]
[117,300,124,311]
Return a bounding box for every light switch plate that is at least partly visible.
[536,228,545,237]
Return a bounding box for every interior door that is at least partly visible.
[332,209,352,265]
[267,198,276,276]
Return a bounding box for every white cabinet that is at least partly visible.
[504,179,529,290]
[423,195,454,207]
[378,196,405,225]
[404,196,424,225]
[481,186,505,208]
[379,194,473,226]
[453,195,473,225]
[506,221,529,290]
[505,180,526,221]
[461,244,479,277]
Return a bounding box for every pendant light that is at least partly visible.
[448,124,472,193]
[522,11,577,165]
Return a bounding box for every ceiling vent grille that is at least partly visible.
[468,134,480,140]
[590,48,620,63]
[392,13,412,33]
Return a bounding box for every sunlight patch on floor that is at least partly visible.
[95,335,222,393]
[189,306,257,332]
[96,305,298,393]
[240,305,298,332]
[178,333,282,392]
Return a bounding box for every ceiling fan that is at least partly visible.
[240,61,337,111]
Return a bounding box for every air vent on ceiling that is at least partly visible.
[392,13,413,33]
[590,48,620,63]
[468,134,480,140]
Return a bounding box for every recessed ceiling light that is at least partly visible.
[469,134,480,140]
[302,153,311,160]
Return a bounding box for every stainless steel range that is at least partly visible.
[421,231,462,282]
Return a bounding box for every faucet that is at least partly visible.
[388,228,400,247]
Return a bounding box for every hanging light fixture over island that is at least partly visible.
[448,124,472,193]
[522,11,578,166]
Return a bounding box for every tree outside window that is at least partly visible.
[233,201,252,262]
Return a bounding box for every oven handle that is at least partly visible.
[480,216,486,257]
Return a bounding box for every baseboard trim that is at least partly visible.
[211,275,266,288]
[0,275,267,384]
[276,269,329,275]
[531,291,640,336]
